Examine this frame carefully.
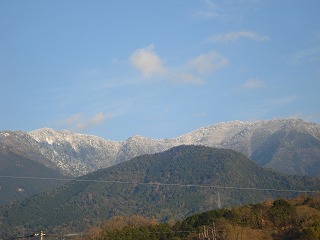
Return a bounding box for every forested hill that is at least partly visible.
[1,145,319,237]
[0,146,68,205]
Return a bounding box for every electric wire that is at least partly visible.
[1,175,319,239]
[0,175,319,193]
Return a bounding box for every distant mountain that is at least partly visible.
[0,131,60,171]
[1,118,320,177]
[0,146,68,205]
[1,145,319,237]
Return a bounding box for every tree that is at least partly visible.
[268,199,296,227]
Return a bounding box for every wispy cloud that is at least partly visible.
[62,112,113,132]
[237,95,297,120]
[62,113,82,125]
[270,96,297,107]
[195,0,226,20]
[130,44,167,78]
[242,78,265,90]
[291,46,320,65]
[169,72,204,84]
[189,51,229,74]
[202,0,215,8]
[208,30,269,43]
[196,11,224,20]
[76,112,107,131]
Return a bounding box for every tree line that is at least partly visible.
[83,196,320,240]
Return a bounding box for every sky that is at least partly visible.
[1,0,320,141]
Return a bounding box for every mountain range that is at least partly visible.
[1,145,319,237]
[1,118,320,178]
[1,118,320,206]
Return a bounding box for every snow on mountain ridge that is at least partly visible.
[18,118,320,177]
[28,128,123,176]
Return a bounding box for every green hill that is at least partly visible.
[0,147,68,206]
[0,145,319,237]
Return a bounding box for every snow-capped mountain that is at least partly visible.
[28,128,122,176]
[2,118,320,177]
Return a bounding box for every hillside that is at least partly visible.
[1,145,319,237]
[0,146,68,206]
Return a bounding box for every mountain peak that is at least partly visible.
[3,118,319,177]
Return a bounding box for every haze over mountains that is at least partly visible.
[1,118,320,177]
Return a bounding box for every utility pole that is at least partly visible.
[217,191,221,209]
[31,231,46,240]
[212,222,217,240]
[201,226,211,240]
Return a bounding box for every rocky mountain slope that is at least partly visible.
[1,118,320,177]
[1,145,319,237]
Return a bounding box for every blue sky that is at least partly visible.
[1,0,320,140]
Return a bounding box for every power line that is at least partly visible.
[0,175,319,193]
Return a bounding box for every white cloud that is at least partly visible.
[189,51,229,73]
[76,112,106,130]
[243,78,265,90]
[209,31,269,43]
[130,44,166,78]
[62,112,113,132]
[129,45,228,84]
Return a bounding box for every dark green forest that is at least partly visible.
[0,146,319,238]
[0,147,67,205]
